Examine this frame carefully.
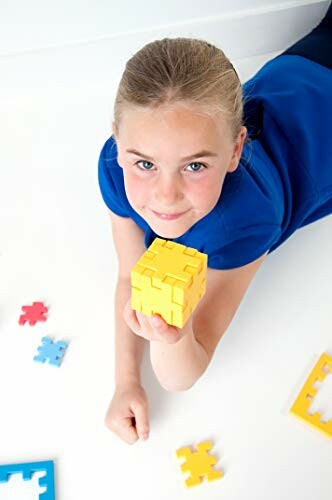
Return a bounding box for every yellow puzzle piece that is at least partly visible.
[176,441,223,488]
[290,352,332,438]
[131,237,207,328]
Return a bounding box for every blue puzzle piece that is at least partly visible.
[0,460,55,499]
[34,337,68,367]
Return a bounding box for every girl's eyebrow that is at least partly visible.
[126,148,218,161]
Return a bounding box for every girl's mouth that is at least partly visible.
[151,209,188,220]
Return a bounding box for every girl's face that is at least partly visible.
[113,104,247,239]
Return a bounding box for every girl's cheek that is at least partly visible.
[192,178,223,207]
[125,176,148,204]
[191,178,215,197]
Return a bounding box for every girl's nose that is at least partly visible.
[155,175,184,206]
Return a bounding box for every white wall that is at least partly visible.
[0,0,329,56]
[0,0,330,100]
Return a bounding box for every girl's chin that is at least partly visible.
[149,222,189,239]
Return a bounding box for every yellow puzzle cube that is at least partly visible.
[131,237,207,328]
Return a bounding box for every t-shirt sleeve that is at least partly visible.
[97,137,130,218]
[207,224,282,269]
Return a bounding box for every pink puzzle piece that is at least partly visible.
[19,302,48,326]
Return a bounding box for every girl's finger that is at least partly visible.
[135,310,156,339]
[150,315,182,344]
[132,402,150,441]
[123,301,143,336]
[116,417,139,445]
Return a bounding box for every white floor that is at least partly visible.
[0,44,332,499]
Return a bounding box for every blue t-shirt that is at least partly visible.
[98,54,332,269]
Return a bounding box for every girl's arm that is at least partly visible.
[104,211,151,443]
[193,251,268,360]
[108,211,149,386]
[108,209,268,392]
[148,251,269,390]
[114,277,146,386]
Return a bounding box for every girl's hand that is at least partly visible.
[123,299,193,344]
[104,381,149,445]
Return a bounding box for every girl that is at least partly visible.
[98,4,332,444]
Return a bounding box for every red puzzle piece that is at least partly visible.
[19,302,48,326]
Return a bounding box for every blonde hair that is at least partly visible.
[113,37,252,148]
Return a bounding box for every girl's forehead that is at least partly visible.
[122,103,222,122]
[118,106,228,145]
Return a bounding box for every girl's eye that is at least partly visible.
[186,162,206,172]
[136,160,154,170]
[136,160,206,172]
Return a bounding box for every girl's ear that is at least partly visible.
[112,122,118,140]
[227,126,247,173]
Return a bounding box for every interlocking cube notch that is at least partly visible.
[290,352,332,438]
[131,238,207,328]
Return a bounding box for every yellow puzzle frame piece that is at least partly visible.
[131,237,207,328]
[290,352,332,438]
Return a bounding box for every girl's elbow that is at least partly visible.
[160,378,196,392]
[156,369,205,392]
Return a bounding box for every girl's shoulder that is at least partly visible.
[242,54,332,99]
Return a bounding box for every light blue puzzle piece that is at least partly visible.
[34,337,68,367]
[0,460,55,499]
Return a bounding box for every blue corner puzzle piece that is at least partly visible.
[0,460,55,499]
[33,337,68,367]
